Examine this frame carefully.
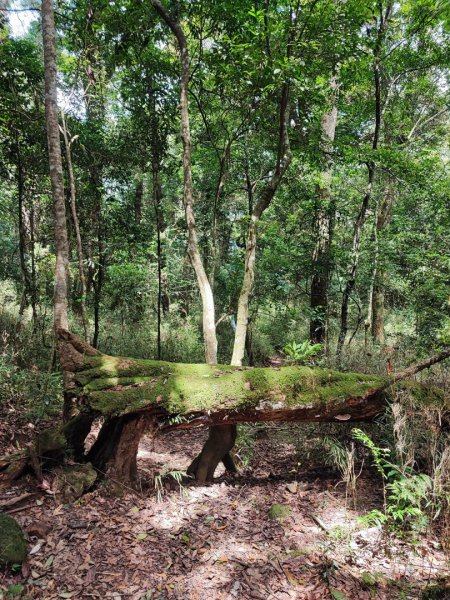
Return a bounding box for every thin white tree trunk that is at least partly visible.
[151,0,217,364]
[365,196,379,347]
[231,217,257,366]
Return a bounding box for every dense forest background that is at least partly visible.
[1,0,448,379]
[0,1,450,598]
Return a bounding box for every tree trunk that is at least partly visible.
[151,0,217,365]
[41,0,70,332]
[87,415,156,487]
[152,1,226,480]
[82,7,106,350]
[15,137,30,343]
[186,425,237,483]
[60,110,88,341]
[371,181,394,344]
[310,76,339,345]
[150,96,165,360]
[134,177,143,225]
[336,25,387,362]
[231,83,292,367]
[232,218,258,366]
[365,195,380,348]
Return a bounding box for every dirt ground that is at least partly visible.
[1,426,449,599]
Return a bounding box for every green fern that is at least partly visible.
[283,340,322,364]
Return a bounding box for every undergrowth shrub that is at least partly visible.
[0,355,62,421]
[353,428,434,535]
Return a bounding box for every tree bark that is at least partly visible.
[310,75,339,345]
[371,181,394,344]
[87,415,156,487]
[41,0,70,333]
[60,110,88,341]
[151,0,217,365]
[14,136,31,344]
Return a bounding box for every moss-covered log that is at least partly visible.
[60,329,387,423]
[58,329,448,425]
[2,331,447,487]
[53,330,449,484]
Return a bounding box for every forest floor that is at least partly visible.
[0,422,449,600]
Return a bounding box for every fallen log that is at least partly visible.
[1,330,448,487]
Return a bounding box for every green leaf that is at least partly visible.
[330,589,347,600]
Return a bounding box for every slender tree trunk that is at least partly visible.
[16,139,30,340]
[371,180,394,343]
[152,139,164,360]
[41,0,69,334]
[336,9,390,361]
[92,226,104,349]
[310,76,339,345]
[209,142,231,289]
[29,201,38,332]
[83,7,106,350]
[151,0,217,364]
[232,217,258,366]
[365,196,379,347]
[152,1,239,480]
[60,110,88,340]
[231,84,292,366]
[336,167,376,360]
[134,177,143,225]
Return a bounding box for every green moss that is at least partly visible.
[390,381,448,407]
[36,427,66,455]
[268,504,291,522]
[54,463,97,502]
[84,376,154,392]
[0,513,27,565]
[75,352,389,417]
[78,355,237,387]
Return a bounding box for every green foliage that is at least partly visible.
[284,340,322,365]
[5,584,25,598]
[0,355,62,422]
[352,428,432,534]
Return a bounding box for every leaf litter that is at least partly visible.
[1,427,448,599]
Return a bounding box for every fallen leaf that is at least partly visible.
[44,555,54,569]
[30,542,43,555]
